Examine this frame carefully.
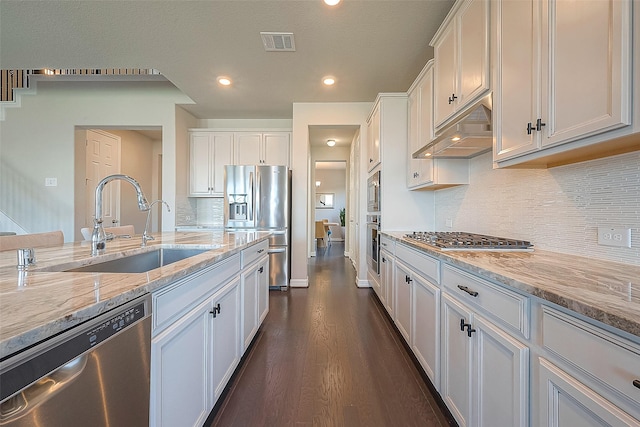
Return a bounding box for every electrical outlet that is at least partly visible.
[446,218,453,228]
[45,177,57,187]
[597,227,631,248]
[185,216,191,221]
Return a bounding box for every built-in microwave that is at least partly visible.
[367,171,380,212]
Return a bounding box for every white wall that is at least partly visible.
[314,168,346,224]
[291,102,372,288]
[434,151,640,266]
[0,78,194,240]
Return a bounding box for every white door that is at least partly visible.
[394,261,413,343]
[412,274,440,390]
[241,263,259,351]
[85,130,121,228]
[211,277,241,401]
[257,257,269,323]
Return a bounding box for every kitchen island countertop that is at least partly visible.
[383,232,640,341]
[0,231,270,359]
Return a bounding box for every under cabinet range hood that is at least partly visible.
[413,96,493,159]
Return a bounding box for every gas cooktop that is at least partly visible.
[404,231,534,251]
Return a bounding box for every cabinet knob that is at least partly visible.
[448,93,458,104]
[633,379,640,389]
[526,122,534,135]
[536,118,546,131]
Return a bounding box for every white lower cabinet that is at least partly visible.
[538,358,639,427]
[210,277,241,401]
[536,305,640,426]
[441,293,529,427]
[394,260,413,343]
[150,241,270,427]
[151,297,213,427]
[242,254,269,351]
[412,272,441,390]
[151,276,240,427]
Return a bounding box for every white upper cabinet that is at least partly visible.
[432,0,490,128]
[189,132,234,197]
[235,132,290,167]
[367,102,381,172]
[407,61,469,190]
[493,0,633,165]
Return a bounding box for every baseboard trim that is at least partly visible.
[289,278,309,288]
[356,277,370,288]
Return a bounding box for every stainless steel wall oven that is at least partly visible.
[366,214,380,276]
[367,171,380,212]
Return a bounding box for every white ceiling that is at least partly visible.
[0,0,454,120]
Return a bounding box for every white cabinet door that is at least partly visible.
[367,103,381,172]
[494,0,632,164]
[412,273,440,390]
[257,257,269,324]
[394,261,413,344]
[407,64,435,188]
[190,134,213,196]
[211,133,234,194]
[474,314,529,427]
[538,358,639,427]
[441,293,473,427]
[189,132,233,196]
[433,22,457,127]
[211,277,241,401]
[150,299,212,427]
[235,132,262,166]
[540,0,632,148]
[263,133,290,166]
[241,262,259,352]
[381,250,394,316]
[433,0,490,128]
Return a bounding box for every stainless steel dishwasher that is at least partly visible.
[0,294,152,426]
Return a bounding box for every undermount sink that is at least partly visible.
[63,247,216,274]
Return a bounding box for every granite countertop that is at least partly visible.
[383,232,640,341]
[0,231,270,359]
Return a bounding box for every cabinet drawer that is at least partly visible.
[380,235,395,255]
[396,243,439,284]
[443,264,529,338]
[241,240,269,268]
[542,305,640,416]
[153,254,240,334]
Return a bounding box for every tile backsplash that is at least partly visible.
[435,151,640,265]
[175,197,224,228]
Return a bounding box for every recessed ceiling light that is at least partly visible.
[327,139,336,147]
[217,76,232,86]
[324,0,340,5]
[322,76,335,86]
[424,153,432,157]
[451,136,461,142]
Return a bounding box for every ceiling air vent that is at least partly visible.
[260,32,296,52]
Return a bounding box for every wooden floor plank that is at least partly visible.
[210,243,448,427]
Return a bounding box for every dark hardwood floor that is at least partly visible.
[209,242,449,427]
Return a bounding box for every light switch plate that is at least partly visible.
[597,227,631,248]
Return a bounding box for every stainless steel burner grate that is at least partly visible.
[404,232,533,251]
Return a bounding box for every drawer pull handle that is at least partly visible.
[257,249,265,254]
[457,285,479,297]
[634,379,640,389]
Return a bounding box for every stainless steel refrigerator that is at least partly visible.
[224,165,291,290]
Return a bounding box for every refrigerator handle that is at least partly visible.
[255,170,261,224]
[248,171,254,221]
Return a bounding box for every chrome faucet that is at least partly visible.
[92,174,150,256]
[142,200,171,247]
